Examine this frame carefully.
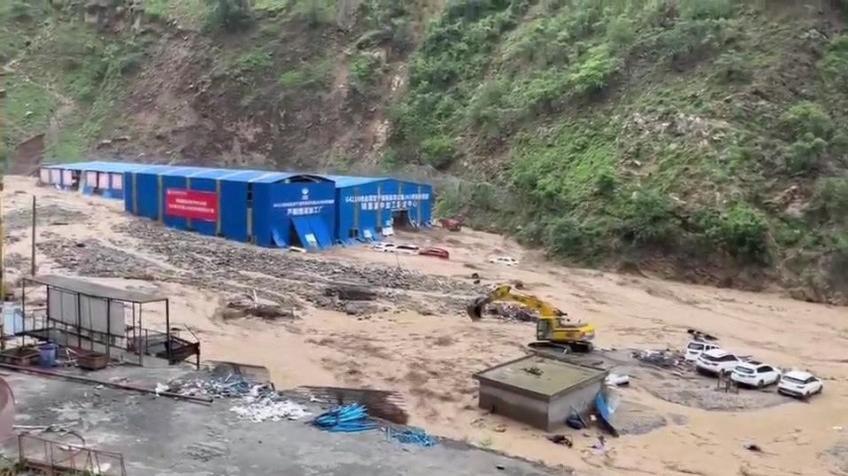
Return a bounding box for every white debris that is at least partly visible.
[155,383,169,396]
[229,398,311,423]
[605,373,631,386]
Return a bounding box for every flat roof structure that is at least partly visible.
[474,355,605,400]
[29,275,167,303]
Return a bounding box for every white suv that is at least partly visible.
[778,370,823,399]
[696,349,740,376]
[730,362,780,388]
[684,340,720,362]
[489,256,519,266]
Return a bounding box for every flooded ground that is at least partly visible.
[3,177,847,475]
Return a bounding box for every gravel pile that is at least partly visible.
[112,220,477,295]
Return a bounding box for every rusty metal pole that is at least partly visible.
[165,299,171,363]
[31,195,36,276]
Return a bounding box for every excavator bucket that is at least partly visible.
[467,296,488,321]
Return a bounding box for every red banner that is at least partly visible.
[165,189,218,222]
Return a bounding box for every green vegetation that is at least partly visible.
[4,80,56,144]
[820,34,848,88]
[143,0,207,27]
[230,49,273,85]
[349,52,384,94]
[399,0,848,298]
[204,0,254,32]
[278,57,333,90]
[294,0,336,28]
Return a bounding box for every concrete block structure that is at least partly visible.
[474,355,607,431]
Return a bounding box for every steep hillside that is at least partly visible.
[394,0,848,303]
[2,0,848,303]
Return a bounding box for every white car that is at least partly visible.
[684,340,720,362]
[395,244,420,255]
[730,361,780,388]
[372,242,397,253]
[778,370,823,399]
[696,349,740,376]
[489,256,519,266]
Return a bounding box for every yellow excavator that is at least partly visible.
[467,285,596,353]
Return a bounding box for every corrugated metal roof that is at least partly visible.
[43,161,150,173]
[322,175,388,188]
[43,161,422,187]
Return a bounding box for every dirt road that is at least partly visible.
[3,177,847,476]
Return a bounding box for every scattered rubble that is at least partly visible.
[172,371,310,423]
[632,349,684,369]
[324,284,377,301]
[546,434,573,447]
[3,205,87,232]
[487,303,536,322]
[230,398,310,423]
[37,219,484,318]
[224,297,296,321]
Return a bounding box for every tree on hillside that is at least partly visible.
[204,0,253,32]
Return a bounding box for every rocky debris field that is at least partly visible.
[33,216,482,318]
[3,203,88,232]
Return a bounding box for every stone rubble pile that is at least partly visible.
[36,217,483,318]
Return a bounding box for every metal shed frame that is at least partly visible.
[16,275,199,368]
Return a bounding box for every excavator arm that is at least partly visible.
[467,285,565,321]
[467,284,596,352]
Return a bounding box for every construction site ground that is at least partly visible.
[2,177,847,476]
[4,365,554,476]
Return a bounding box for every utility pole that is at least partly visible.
[1,69,6,347]
[31,195,36,276]
[0,176,4,304]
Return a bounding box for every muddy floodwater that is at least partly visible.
[3,176,847,475]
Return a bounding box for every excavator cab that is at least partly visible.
[536,318,553,340]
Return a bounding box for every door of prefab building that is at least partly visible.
[391,209,413,229]
[291,217,319,249]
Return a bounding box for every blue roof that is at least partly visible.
[43,161,150,174]
[43,161,427,187]
[45,161,329,184]
[322,175,387,188]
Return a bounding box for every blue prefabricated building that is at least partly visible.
[328,175,433,243]
[124,165,336,250]
[39,161,148,199]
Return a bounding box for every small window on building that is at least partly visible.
[247,184,254,206]
[40,169,50,183]
[111,173,123,190]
